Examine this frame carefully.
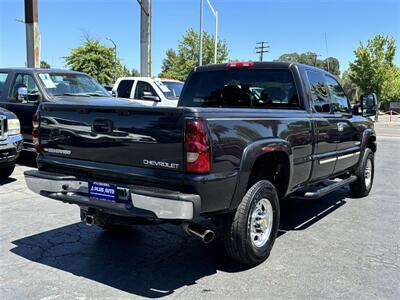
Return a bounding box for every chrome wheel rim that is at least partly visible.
[365,158,372,188]
[250,198,273,248]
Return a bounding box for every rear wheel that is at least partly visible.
[350,148,374,197]
[223,180,280,266]
[0,163,15,179]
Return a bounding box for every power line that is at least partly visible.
[255,41,270,62]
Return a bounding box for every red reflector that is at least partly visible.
[185,119,210,173]
[226,61,254,68]
[32,112,40,153]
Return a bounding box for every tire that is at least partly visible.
[350,148,374,198]
[0,163,15,179]
[223,180,280,266]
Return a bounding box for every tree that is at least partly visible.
[341,69,361,103]
[275,52,341,76]
[40,60,51,68]
[160,28,229,80]
[349,35,397,103]
[64,37,121,85]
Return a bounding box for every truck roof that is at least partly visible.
[116,77,183,83]
[194,61,327,74]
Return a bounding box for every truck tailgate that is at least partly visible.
[39,101,185,172]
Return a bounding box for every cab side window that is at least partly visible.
[9,74,40,102]
[134,81,157,100]
[0,72,8,96]
[306,71,330,113]
[324,75,351,113]
[116,80,134,98]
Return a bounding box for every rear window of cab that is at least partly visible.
[180,69,300,109]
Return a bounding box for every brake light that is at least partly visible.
[185,119,210,173]
[226,61,254,68]
[32,111,40,153]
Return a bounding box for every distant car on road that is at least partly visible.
[0,68,112,151]
[0,108,22,179]
[112,77,184,106]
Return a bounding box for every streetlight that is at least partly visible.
[107,38,117,82]
[199,0,218,66]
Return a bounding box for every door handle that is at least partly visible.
[337,122,346,132]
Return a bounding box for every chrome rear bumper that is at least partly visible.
[24,170,200,220]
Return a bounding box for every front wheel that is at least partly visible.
[350,148,374,198]
[223,180,280,266]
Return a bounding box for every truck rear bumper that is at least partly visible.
[24,170,200,221]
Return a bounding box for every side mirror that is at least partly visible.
[17,87,28,102]
[111,90,118,98]
[142,91,160,102]
[361,93,378,117]
[352,104,361,115]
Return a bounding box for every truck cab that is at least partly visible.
[112,77,184,107]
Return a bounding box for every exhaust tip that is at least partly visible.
[85,215,94,226]
[202,230,215,244]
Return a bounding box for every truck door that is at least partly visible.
[306,70,338,181]
[133,80,159,106]
[4,73,41,144]
[115,79,135,99]
[324,74,361,172]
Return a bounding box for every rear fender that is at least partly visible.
[229,138,293,210]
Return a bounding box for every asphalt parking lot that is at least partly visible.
[1,122,399,299]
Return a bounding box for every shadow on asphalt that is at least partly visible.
[16,151,37,168]
[0,177,17,186]
[10,188,348,298]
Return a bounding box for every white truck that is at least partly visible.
[112,77,184,107]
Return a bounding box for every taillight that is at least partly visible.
[185,119,210,173]
[226,61,254,68]
[32,111,40,153]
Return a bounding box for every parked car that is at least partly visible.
[25,62,377,265]
[0,68,112,151]
[0,108,23,178]
[112,77,184,106]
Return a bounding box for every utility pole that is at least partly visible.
[255,41,270,62]
[206,0,218,64]
[311,53,321,66]
[24,0,40,68]
[137,0,151,77]
[324,32,330,72]
[107,38,117,82]
[199,0,204,66]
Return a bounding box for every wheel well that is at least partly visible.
[248,151,290,199]
[367,136,376,153]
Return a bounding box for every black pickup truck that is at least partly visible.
[0,68,111,151]
[25,62,377,265]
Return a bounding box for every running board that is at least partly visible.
[292,176,357,199]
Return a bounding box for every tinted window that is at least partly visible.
[325,75,350,113]
[0,72,8,95]
[134,81,158,100]
[117,80,134,98]
[306,71,330,113]
[10,74,40,102]
[180,69,300,108]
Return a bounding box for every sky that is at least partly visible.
[1,0,399,76]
